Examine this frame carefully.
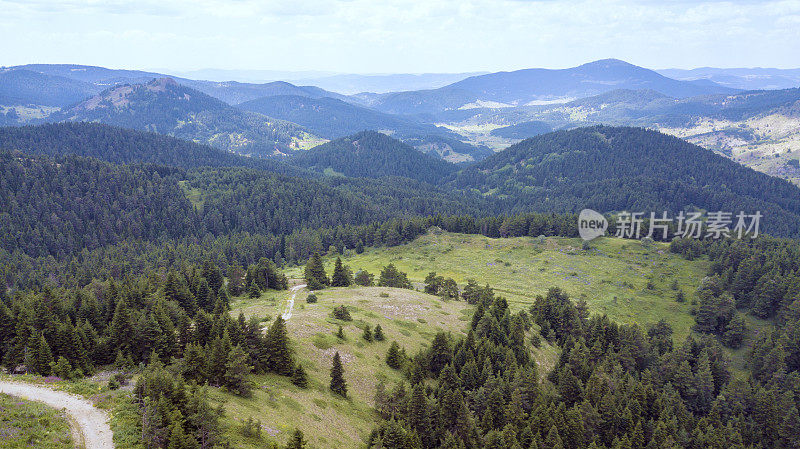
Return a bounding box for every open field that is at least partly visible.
[0,393,74,449]
[286,232,710,341]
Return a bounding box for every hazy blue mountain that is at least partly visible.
[658,67,800,90]
[447,59,737,103]
[295,72,486,95]
[50,77,315,157]
[10,64,163,85]
[288,131,458,183]
[0,69,102,107]
[178,79,348,105]
[359,59,737,115]
[363,87,479,115]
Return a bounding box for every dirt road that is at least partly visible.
[0,380,114,448]
[281,283,307,320]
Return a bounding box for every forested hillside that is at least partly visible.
[0,122,308,175]
[0,152,197,258]
[0,148,490,262]
[288,131,458,183]
[452,126,800,237]
[50,78,317,157]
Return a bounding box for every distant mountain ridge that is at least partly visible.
[0,69,102,107]
[6,64,347,105]
[659,67,800,90]
[50,77,317,157]
[359,59,738,115]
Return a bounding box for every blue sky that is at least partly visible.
[2,0,799,73]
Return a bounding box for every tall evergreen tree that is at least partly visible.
[265,316,293,375]
[304,254,329,290]
[331,257,353,287]
[330,351,347,398]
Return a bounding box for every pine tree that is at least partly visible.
[330,352,347,397]
[304,254,328,289]
[207,332,232,386]
[265,316,293,375]
[109,298,134,354]
[50,356,72,380]
[428,332,452,375]
[386,341,403,369]
[374,324,385,341]
[292,364,308,389]
[336,325,345,340]
[202,259,223,293]
[331,257,352,287]
[363,324,373,342]
[224,345,254,397]
[544,425,564,449]
[31,333,53,375]
[247,279,261,299]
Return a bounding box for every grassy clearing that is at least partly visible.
[285,232,709,341]
[0,393,73,449]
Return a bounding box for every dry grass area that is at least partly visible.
[221,286,482,448]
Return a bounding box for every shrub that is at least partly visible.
[332,305,352,321]
[306,294,318,303]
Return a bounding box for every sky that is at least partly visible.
[2,0,799,74]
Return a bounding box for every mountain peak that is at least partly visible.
[147,77,179,90]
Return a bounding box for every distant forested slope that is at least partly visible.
[288,131,458,183]
[0,122,309,175]
[452,126,800,236]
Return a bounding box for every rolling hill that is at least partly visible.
[238,94,445,139]
[450,125,800,237]
[659,67,800,90]
[49,78,320,157]
[287,131,458,183]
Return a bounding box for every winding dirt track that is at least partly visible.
[281,283,307,320]
[0,380,114,448]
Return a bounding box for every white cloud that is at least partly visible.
[1,0,799,72]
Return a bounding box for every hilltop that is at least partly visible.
[287,131,459,183]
